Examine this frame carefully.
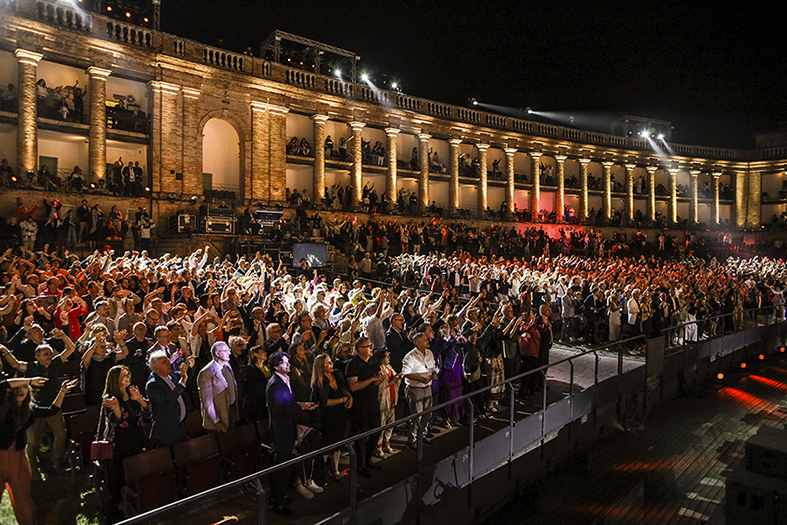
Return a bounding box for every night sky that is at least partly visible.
[161,1,787,150]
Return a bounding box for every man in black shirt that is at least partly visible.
[345,336,384,477]
[1,331,76,479]
[124,322,152,389]
[7,321,66,368]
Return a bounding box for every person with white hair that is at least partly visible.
[146,349,193,447]
[197,341,238,433]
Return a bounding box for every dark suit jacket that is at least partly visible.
[146,371,187,445]
[266,373,301,456]
[385,327,412,371]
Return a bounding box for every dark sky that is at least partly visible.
[162,1,787,150]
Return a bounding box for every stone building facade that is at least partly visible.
[1,0,786,229]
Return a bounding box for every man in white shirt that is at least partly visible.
[361,289,394,350]
[401,332,437,450]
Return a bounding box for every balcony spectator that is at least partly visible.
[0,83,15,112]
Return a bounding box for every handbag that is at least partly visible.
[90,407,115,461]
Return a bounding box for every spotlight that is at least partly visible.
[781,347,785,353]
[335,70,341,78]
[190,195,198,205]
[361,73,369,82]
[106,5,111,11]
[741,362,747,369]
[144,186,150,192]
[143,17,149,22]
[125,11,131,17]
[717,373,724,380]
[10,176,16,182]
[527,108,533,114]
[657,134,665,140]
[391,82,398,90]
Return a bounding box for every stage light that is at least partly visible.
[106,5,111,11]
[144,17,149,22]
[10,176,16,182]
[391,82,398,89]
[125,11,131,17]
[658,134,664,140]
[335,70,341,78]
[527,108,533,114]
[741,362,747,369]
[144,186,150,192]
[781,347,785,353]
[759,354,765,360]
[717,373,724,380]
[361,73,369,82]
[473,100,478,106]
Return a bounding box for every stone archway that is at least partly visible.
[197,109,251,203]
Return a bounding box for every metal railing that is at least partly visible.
[115,305,785,525]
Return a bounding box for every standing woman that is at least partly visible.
[101,365,148,523]
[241,345,272,424]
[0,375,78,525]
[310,353,352,480]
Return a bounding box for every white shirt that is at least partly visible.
[401,348,436,388]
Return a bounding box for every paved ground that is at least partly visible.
[487,353,787,525]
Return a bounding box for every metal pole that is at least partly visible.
[569,361,574,421]
[348,444,357,525]
[468,400,474,482]
[417,418,424,521]
[256,481,266,525]
[541,370,547,442]
[509,384,515,462]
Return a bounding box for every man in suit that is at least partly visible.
[197,341,238,433]
[266,351,317,517]
[385,312,412,371]
[146,350,193,447]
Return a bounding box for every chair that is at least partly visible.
[65,409,101,469]
[59,359,81,379]
[121,447,176,516]
[184,410,206,439]
[217,424,263,479]
[172,434,222,495]
[61,392,86,417]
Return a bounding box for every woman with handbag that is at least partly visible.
[100,365,148,523]
[0,375,78,525]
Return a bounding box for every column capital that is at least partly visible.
[476,143,489,152]
[449,138,463,146]
[712,172,722,179]
[312,114,329,123]
[14,49,43,66]
[149,81,181,95]
[579,158,591,166]
[86,66,112,81]
[530,151,543,159]
[690,170,701,177]
[646,166,658,174]
[349,121,366,131]
[624,163,636,171]
[418,133,431,141]
[667,168,679,175]
[601,161,614,168]
[182,87,201,100]
[555,155,567,162]
[504,147,518,156]
[385,127,401,137]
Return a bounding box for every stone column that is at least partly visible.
[312,114,328,205]
[530,152,542,219]
[87,66,112,186]
[476,143,489,218]
[602,161,613,220]
[668,168,679,225]
[734,171,746,228]
[148,81,181,194]
[624,164,635,222]
[449,138,462,216]
[505,147,518,220]
[418,133,430,213]
[386,128,400,209]
[712,172,721,225]
[268,105,289,205]
[646,166,657,223]
[579,159,590,223]
[555,155,566,223]
[690,170,700,224]
[250,101,270,203]
[181,87,201,197]
[350,121,365,210]
[746,170,761,229]
[14,49,43,177]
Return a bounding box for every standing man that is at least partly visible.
[401,332,436,451]
[197,341,238,433]
[266,351,316,517]
[385,312,412,372]
[346,336,384,477]
[146,350,193,447]
[77,199,90,244]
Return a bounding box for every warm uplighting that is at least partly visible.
[740,362,747,369]
[759,354,765,360]
[144,17,149,22]
[717,373,724,380]
[781,347,785,353]
[126,12,131,18]
[106,5,112,11]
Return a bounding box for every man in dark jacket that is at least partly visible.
[146,351,193,447]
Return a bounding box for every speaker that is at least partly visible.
[206,218,234,234]
[746,428,787,479]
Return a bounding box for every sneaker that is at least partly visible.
[305,479,324,493]
[295,482,314,500]
[384,443,395,454]
[374,447,385,458]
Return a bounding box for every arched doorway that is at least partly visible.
[202,118,240,195]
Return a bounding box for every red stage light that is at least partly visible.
[717,373,724,380]
[741,362,747,369]
[759,354,765,360]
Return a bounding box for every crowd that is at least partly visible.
[0,217,784,521]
